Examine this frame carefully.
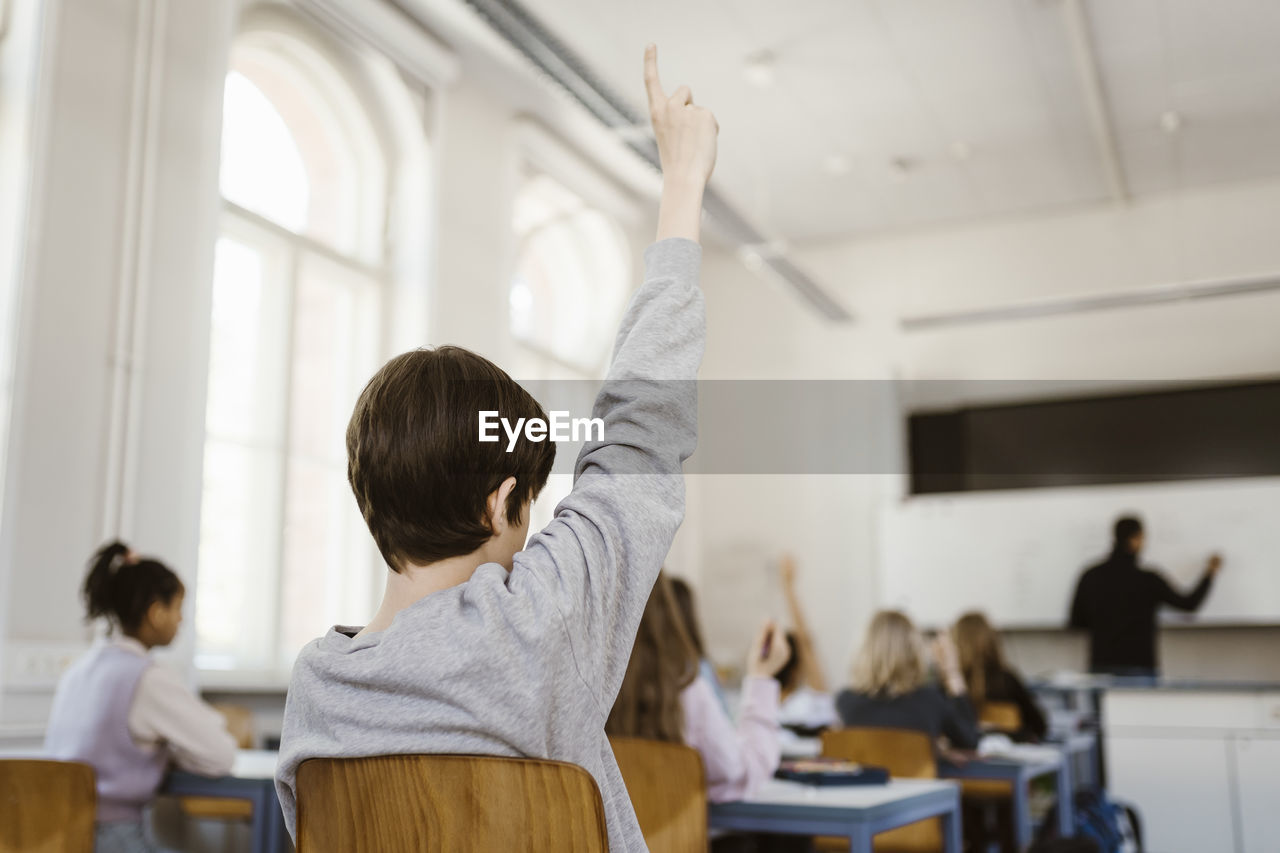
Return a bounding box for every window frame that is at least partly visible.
[195,13,430,684]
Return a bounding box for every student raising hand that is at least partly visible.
[645,44,719,243]
[748,619,791,678]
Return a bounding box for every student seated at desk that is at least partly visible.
[836,610,980,751]
[44,541,236,853]
[274,46,714,853]
[952,611,1047,742]
[607,571,789,802]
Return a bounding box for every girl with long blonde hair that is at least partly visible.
[836,610,979,749]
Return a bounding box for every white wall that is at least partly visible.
[693,178,1280,685]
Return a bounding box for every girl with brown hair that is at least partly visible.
[952,611,1047,741]
[607,571,790,801]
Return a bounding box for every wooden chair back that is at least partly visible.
[179,703,255,821]
[212,703,255,749]
[978,701,1022,732]
[821,728,941,853]
[967,702,1024,799]
[295,754,609,853]
[0,759,96,853]
[609,736,707,853]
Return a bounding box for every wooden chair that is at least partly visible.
[295,754,608,852]
[179,703,255,820]
[978,702,1022,733]
[610,736,707,853]
[0,759,96,853]
[820,728,941,853]
[969,702,1024,799]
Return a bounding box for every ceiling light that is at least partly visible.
[742,51,776,88]
[1159,110,1183,134]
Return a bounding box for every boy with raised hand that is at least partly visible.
[275,45,717,851]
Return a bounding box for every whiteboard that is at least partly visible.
[878,477,1280,628]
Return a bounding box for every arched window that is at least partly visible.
[509,167,632,535]
[197,23,408,680]
[510,170,631,376]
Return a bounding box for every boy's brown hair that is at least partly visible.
[346,345,556,571]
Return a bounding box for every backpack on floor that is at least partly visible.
[1073,790,1139,853]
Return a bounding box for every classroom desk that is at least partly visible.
[1047,731,1099,792]
[162,749,289,853]
[939,750,1071,850]
[709,778,963,852]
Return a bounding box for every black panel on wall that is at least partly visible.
[909,380,1280,494]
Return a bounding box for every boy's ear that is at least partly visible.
[485,477,519,535]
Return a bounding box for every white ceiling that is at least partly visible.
[510,0,1280,244]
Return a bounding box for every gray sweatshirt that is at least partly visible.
[275,237,705,851]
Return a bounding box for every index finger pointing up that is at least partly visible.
[644,44,666,113]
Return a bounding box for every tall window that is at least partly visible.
[196,34,391,679]
[509,168,631,532]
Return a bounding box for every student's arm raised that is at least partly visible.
[512,45,715,713]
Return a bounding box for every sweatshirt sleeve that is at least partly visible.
[513,238,705,714]
[128,665,237,776]
[682,675,781,803]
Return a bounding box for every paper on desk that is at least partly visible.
[977,735,1061,764]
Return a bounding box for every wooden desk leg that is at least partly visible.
[1057,760,1074,839]
[849,822,874,853]
[1012,771,1032,851]
[941,799,963,853]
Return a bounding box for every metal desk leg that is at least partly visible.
[1012,769,1032,851]
[1057,759,1075,839]
[849,822,874,853]
[250,782,289,853]
[263,784,289,853]
[941,795,963,853]
[249,786,270,853]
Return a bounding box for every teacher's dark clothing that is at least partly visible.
[1069,554,1215,674]
[835,686,980,749]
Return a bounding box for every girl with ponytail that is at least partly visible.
[45,540,236,853]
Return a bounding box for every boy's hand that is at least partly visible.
[746,619,790,679]
[644,45,718,188]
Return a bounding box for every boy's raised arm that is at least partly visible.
[515,45,716,712]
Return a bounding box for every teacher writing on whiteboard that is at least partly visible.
[1069,516,1223,677]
